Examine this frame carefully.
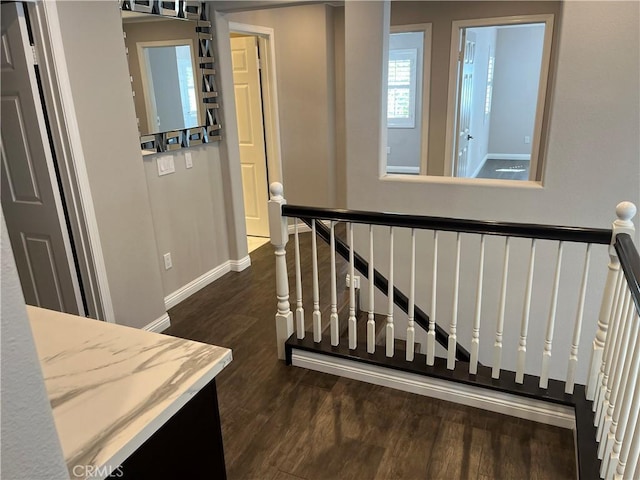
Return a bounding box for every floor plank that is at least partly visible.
[165,235,576,479]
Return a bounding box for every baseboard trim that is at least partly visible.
[471,154,489,178]
[291,350,576,429]
[287,220,330,235]
[486,153,531,161]
[386,165,420,175]
[143,312,171,333]
[165,258,248,310]
[230,255,251,272]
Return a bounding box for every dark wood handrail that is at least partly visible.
[615,233,640,315]
[299,217,472,362]
[283,205,612,245]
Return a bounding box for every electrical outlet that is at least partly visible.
[386,146,391,154]
[163,253,172,270]
[524,136,531,144]
[346,274,361,289]
[185,152,193,169]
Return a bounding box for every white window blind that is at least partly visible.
[387,48,418,128]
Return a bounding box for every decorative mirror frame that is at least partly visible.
[120,0,222,154]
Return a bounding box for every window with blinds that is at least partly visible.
[387,48,418,128]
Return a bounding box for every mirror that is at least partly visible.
[120,4,221,153]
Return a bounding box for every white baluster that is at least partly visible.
[311,219,321,343]
[367,225,375,354]
[595,272,626,422]
[600,302,638,461]
[427,230,438,366]
[348,222,357,350]
[588,201,637,400]
[294,219,305,339]
[448,232,461,370]
[540,241,564,389]
[598,291,632,436]
[493,236,511,379]
[615,406,640,480]
[386,226,395,357]
[407,229,416,361]
[330,221,339,346]
[268,182,293,360]
[565,244,592,393]
[603,310,640,478]
[516,238,536,384]
[470,234,485,375]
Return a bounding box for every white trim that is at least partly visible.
[143,312,171,333]
[230,255,251,272]
[164,257,250,309]
[470,153,489,178]
[287,219,330,235]
[444,14,554,181]
[291,350,576,430]
[486,153,532,161]
[386,165,420,175]
[38,2,115,323]
[228,22,283,185]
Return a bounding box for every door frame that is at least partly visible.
[443,14,555,181]
[228,22,283,186]
[24,2,115,322]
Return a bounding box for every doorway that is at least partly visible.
[229,22,282,253]
[446,15,554,181]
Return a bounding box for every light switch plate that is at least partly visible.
[185,152,193,169]
[157,155,175,176]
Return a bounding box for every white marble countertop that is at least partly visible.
[27,306,232,479]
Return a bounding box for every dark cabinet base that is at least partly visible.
[109,379,226,479]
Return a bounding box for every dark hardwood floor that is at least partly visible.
[166,232,576,479]
[476,159,530,181]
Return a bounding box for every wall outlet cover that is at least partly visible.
[163,253,172,270]
[157,155,175,176]
[185,152,193,169]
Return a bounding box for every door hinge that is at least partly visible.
[31,45,38,65]
[458,50,464,62]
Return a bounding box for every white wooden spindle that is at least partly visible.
[493,236,510,379]
[330,221,339,346]
[348,223,357,350]
[588,201,637,400]
[311,219,321,343]
[386,227,395,357]
[598,290,633,435]
[600,304,638,463]
[595,273,626,421]
[565,243,592,393]
[367,225,375,354]
[294,219,305,339]
[268,182,293,360]
[406,229,416,361]
[615,405,640,480]
[516,238,536,384]
[470,234,485,375]
[448,232,461,370]
[427,230,438,366]
[604,311,640,479]
[540,241,564,389]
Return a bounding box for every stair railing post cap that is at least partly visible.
[270,182,284,200]
[616,202,637,223]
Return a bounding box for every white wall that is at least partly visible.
[346,1,640,383]
[1,213,69,480]
[488,24,545,156]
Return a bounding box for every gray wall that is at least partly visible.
[225,4,338,207]
[390,1,561,176]
[387,31,424,171]
[1,213,69,480]
[346,1,640,383]
[488,25,545,156]
[333,6,346,207]
[57,1,167,328]
[466,27,496,177]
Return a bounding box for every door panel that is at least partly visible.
[455,32,476,178]
[231,35,270,238]
[1,3,81,313]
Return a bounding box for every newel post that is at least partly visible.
[586,202,637,400]
[269,182,293,360]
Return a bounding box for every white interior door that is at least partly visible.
[455,31,476,177]
[231,35,270,238]
[1,3,82,314]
